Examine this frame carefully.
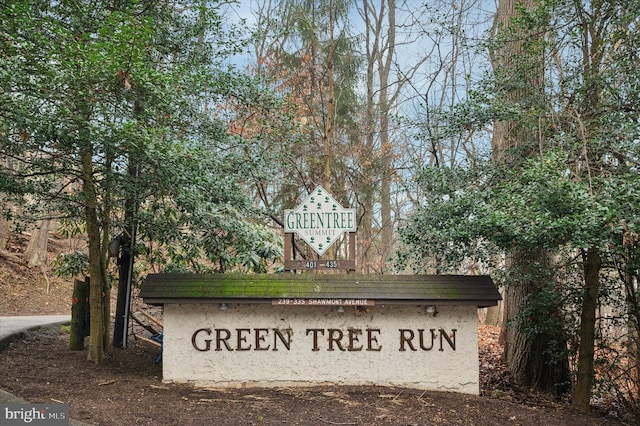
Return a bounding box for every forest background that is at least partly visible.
[1,0,640,421]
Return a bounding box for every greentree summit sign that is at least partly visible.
[284,185,356,256]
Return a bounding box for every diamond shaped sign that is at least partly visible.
[284,186,356,256]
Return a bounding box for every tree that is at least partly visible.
[1,0,279,362]
[240,0,362,262]
[396,0,640,410]
[489,0,571,395]
[544,0,640,412]
[358,0,400,273]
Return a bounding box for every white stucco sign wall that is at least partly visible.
[162,303,480,395]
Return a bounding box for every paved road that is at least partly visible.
[0,315,70,350]
[0,315,90,425]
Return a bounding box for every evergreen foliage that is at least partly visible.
[0,0,281,361]
[397,0,640,413]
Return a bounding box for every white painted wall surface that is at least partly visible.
[162,303,480,394]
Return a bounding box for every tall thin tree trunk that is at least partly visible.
[359,0,377,273]
[0,157,12,251]
[0,198,9,251]
[81,133,107,362]
[569,1,606,409]
[626,274,640,407]
[573,246,602,412]
[323,0,335,193]
[378,0,395,272]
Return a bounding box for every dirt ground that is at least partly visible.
[0,236,631,425]
[0,324,626,426]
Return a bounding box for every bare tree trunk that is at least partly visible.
[323,0,335,192]
[0,156,11,250]
[378,0,395,273]
[358,188,374,273]
[24,219,51,267]
[502,249,570,394]
[484,287,505,326]
[81,130,108,362]
[626,274,640,410]
[0,212,9,251]
[573,247,602,412]
[358,0,376,274]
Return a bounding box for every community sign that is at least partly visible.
[284,186,356,256]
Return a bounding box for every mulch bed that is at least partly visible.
[0,324,626,425]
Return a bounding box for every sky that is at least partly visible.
[219,0,497,162]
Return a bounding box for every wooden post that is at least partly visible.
[284,233,292,265]
[69,277,89,350]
